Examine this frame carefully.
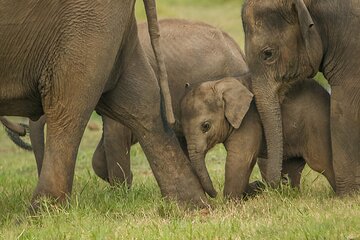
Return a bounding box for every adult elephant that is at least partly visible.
[242,0,360,194]
[0,0,206,210]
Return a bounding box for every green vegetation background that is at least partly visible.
[0,0,357,239]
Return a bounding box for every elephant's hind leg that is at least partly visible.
[92,132,110,182]
[29,115,46,177]
[103,116,133,187]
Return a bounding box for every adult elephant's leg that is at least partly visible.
[29,115,46,177]
[331,86,360,195]
[32,100,100,209]
[92,132,109,182]
[31,45,114,209]
[97,42,207,205]
[103,116,133,187]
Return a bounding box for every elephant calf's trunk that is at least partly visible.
[189,152,217,198]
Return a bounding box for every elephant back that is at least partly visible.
[137,19,248,128]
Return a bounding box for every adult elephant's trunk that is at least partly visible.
[143,0,175,126]
[188,150,217,198]
[252,78,283,186]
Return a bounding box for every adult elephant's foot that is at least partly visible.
[160,166,209,207]
[335,181,360,197]
[29,181,71,214]
[138,130,208,208]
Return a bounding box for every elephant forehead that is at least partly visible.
[243,0,282,32]
[182,90,222,117]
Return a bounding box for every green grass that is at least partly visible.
[1,119,359,239]
[0,1,359,239]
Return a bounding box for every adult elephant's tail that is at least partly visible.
[0,116,27,136]
[143,0,175,126]
[0,117,32,151]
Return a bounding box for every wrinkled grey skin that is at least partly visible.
[242,0,360,194]
[181,77,336,198]
[0,1,206,210]
[25,19,250,198]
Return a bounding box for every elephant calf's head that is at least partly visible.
[180,77,253,198]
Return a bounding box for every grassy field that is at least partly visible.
[0,0,359,239]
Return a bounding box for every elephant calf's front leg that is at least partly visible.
[224,149,258,199]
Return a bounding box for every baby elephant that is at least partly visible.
[181,77,336,198]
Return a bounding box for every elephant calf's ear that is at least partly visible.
[215,78,254,129]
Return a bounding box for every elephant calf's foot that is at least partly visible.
[223,181,265,200]
[243,181,266,198]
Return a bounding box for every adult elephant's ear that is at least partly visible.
[294,0,323,72]
[215,77,253,129]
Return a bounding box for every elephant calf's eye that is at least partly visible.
[201,121,211,133]
[263,50,272,60]
[260,47,276,63]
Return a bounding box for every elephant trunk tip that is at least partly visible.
[206,187,217,198]
[264,167,282,188]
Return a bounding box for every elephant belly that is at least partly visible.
[0,97,43,118]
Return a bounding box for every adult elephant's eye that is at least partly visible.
[201,121,211,133]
